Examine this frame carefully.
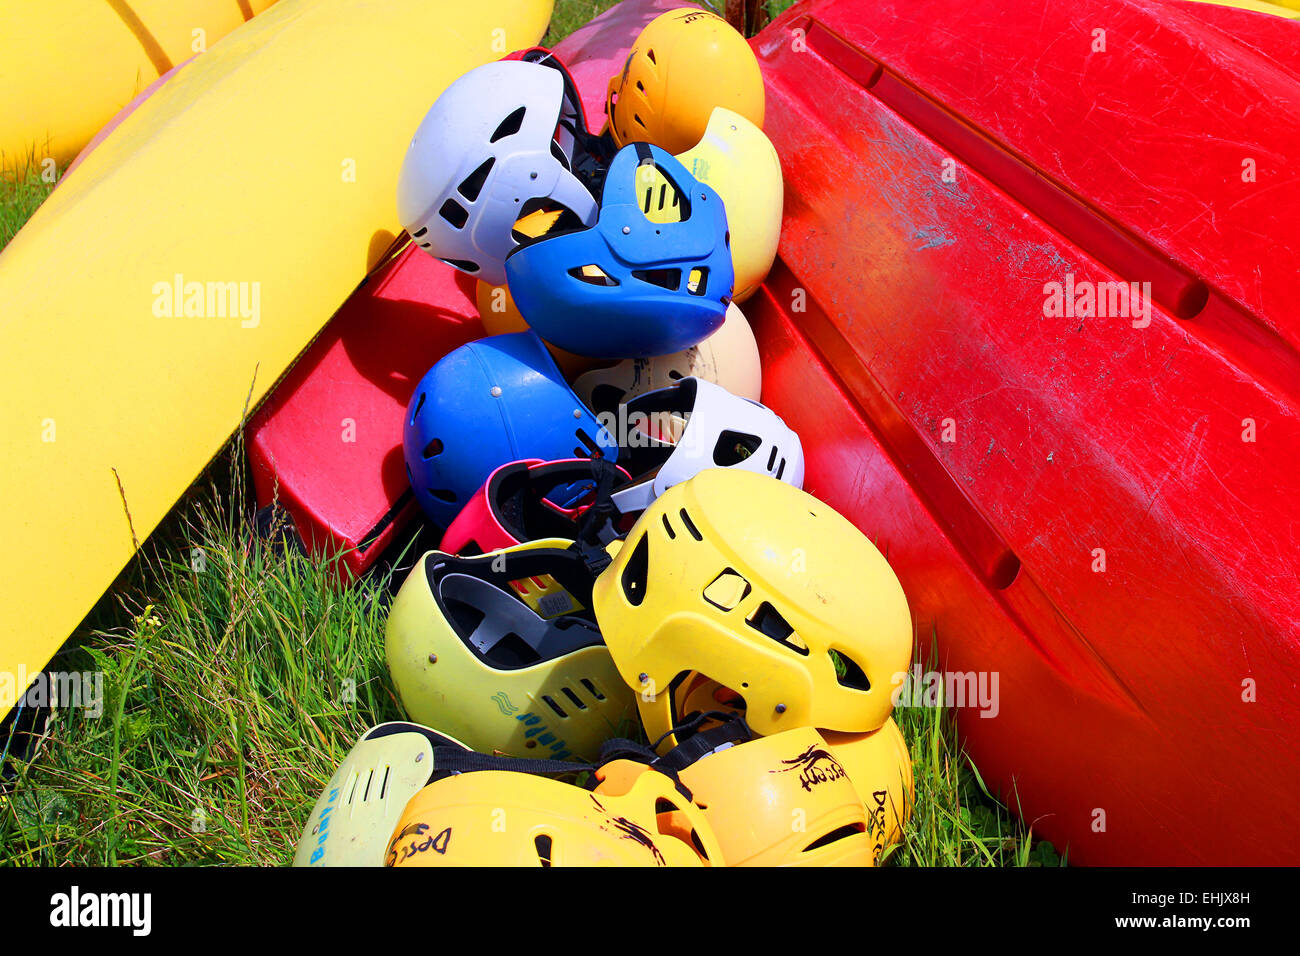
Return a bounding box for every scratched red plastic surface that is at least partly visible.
[750,0,1300,863]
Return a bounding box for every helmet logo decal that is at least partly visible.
[515,711,572,760]
[590,794,667,866]
[491,691,518,716]
[771,745,849,792]
[385,822,452,867]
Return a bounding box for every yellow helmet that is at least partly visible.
[572,301,762,414]
[385,538,636,761]
[606,8,765,156]
[293,722,472,867]
[386,765,724,866]
[590,469,913,739]
[645,674,914,860]
[675,108,782,302]
[597,726,877,867]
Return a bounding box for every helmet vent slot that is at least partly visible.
[747,602,807,655]
[490,106,526,143]
[667,369,684,380]
[534,834,553,867]
[713,430,762,467]
[580,678,606,701]
[632,268,681,291]
[541,694,567,718]
[438,257,479,273]
[439,199,469,229]
[678,509,703,541]
[457,157,495,202]
[804,823,866,852]
[646,49,657,65]
[429,488,458,504]
[661,515,676,539]
[421,438,444,460]
[561,687,587,711]
[832,650,871,692]
[686,268,708,296]
[703,569,751,611]
[575,428,600,456]
[344,771,360,806]
[550,139,571,170]
[412,392,427,422]
[620,534,650,607]
[377,764,391,801]
[569,265,620,287]
[766,445,778,470]
[361,768,375,802]
[776,458,787,481]
[412,226,428,239]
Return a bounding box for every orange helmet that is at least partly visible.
[606,8,765,155]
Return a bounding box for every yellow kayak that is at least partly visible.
[0,0,282,170]
[0,0,554,720]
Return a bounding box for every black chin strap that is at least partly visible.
[573,458,624,576]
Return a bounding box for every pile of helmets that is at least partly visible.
[293,9,916,868]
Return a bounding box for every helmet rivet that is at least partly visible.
[428,653,438,664]
[491,386,502,398]
[622,226,631,235]
[639,672,649,683]
[775,703,787,714]
[573,408,582,419]
[312,825,319,835]
[415,753,424,762]
[530,171,538,180]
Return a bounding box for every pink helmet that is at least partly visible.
[440,458,634,555]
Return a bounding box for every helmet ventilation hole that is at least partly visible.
[421,438,444,460]
[832,650,871,692]
[713,430,762,466]
[550,139,571,170]
[561,687,587,711]
[776,458,787,481]
[620,534,650,606]
[534,834,553,867]
[439,199,469,229]
[766,445,778,470]
[661,514,676,539]
[429,488,457,503]
[747,602,808,656]
[646,49,657,65]
[667,369,683,380]
[580,678,606,701]
[678,509,703,541]
[686,268,708,296]
[703,569,752,611]
[377,765,391,800]
[804,823,866,852]
[438,257,479,273]
[632,268,681,290]
[575,429,600,456]
[490,106,527,143]
[412,392,427,421]
[541,695,567,718]
[457,157,495,201]
[412,226,428,239]
[569,265,620,287]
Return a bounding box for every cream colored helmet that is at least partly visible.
[572,301,761,415]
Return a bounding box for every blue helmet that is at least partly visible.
[403,332,618,527]
[503,142,734,359]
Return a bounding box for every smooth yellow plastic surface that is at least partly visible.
[0,0,554,722]
[0,0,281,169]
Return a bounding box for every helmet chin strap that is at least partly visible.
[572,458,626,575]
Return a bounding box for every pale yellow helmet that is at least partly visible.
[572,301,762,414]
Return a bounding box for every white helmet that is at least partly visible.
[574,302,763,415]
[611,377,804,514]
[397,59,599,285]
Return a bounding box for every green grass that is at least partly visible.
[0,0,1058,867]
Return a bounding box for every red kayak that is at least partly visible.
[247,0,1300,862]
[750,0,1300,864]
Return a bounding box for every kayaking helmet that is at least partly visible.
[606,8,765,156]
[293,722,472,867]
[385,538,635,761]
[648,675,914,858]
[591,469,914,738]
[676,108,782,302]
[386,764,723,866]
[574,301,762,415]
[504,142,734,359]
[440,458,634,556]
[403,332,616,528]
[397,55,599,286]
[610,377,803,514]
[596,725,877,867]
